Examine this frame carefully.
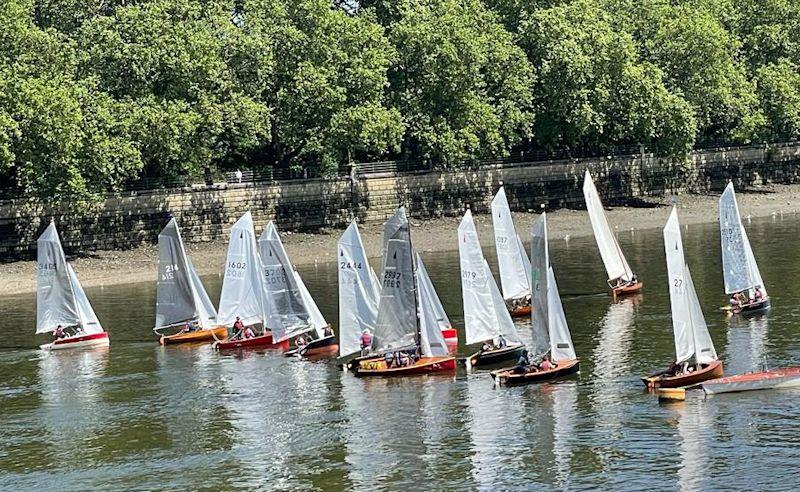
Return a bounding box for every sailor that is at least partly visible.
[540,355,554,371]
[296,334,309,348]
[384,351,394,368]
[360,329,373,356]
[52,325,66,339]
[754,286,764,302]
[323,325,334,337]
[181,322,193,333]
[232,317,244,339]
[513,349,531,374]
[243,325,255,339]
[496,334,508,349]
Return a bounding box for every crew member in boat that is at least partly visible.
[513,349,532,374]
[384,351,394,368]
[360,329,373,356]
[496,334,508,349]
[242,325,255,339]
[323,325,334,337]
[754,286,765,302]
[540,355,554,371]
[52,324,66,339]
[232,317,244,339]
[296,334,309,349]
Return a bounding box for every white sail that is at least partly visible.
[258,222,313,342]
[491,187,531,301]
[416,254,450,357]
[663,207,694,364]
[583,170,633,282]
[36,222,80,334]
[684,265,717,364]
[547,267,576,362]
[217,212,267,327]
[294,268,328,337]
[374,207,418,350]
[458,209,520,346]
[719,182,767,295]
[67,264,103,335]
[337,221,381,357]
[530,213,550,357]
[156,218,217,330]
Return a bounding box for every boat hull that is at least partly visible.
[642,359,724,389]
[214,332,290,351]
[353,356,456,377]
[735,298,771,315]
[613,281,643,296]
[41,332,109,351]
[466,344,524,367]
[491,358,580,386]
[702,366,800,394]
[160,326,228,345]
[509,305,531,318]
[285,335,339,358]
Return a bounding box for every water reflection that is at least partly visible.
[542,382,579,488]
[723,315,769,374]
[676,397,716,491]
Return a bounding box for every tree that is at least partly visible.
[756,59,800,141]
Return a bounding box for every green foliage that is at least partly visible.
[756,59,800,140]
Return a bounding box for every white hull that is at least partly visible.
[40,333,110,351]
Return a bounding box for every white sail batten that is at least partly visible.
[217,212,267,327]
[459,209,519,345]
[67,265,104,335]
[719,182,767,295]
[492,187,532,301]
[258,221,313,342]
[36,222,80,334]
[337,221,381,357]
[547,267,576,362]
[416,254,450,357]
[294,268,328,337]
[583,171,633,282]
[374,207,418,350]
[530,213,550,357]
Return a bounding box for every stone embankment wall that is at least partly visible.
[2,142,800,258]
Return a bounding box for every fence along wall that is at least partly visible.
[2,142,800,258]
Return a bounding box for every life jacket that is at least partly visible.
[360,332,373,347]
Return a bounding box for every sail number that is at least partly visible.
[225,261,247,279]
[383,271,402,288]
[162,263,180,281]
[496,235,510,250]
[38,262,57,276]
[461,270,478,280]
[340,261,363,270]
[264,267,288,284]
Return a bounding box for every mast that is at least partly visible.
[408,205,422,352]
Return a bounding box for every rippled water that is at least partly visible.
[3,212,800,490]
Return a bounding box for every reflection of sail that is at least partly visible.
[676,398,715,491]
[724,316,769,375]
[38,348,109,458]
[543,382,579,488]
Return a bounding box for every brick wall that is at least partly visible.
[2,142,799,258]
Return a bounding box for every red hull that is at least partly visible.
[353,356,456,377]
[214,333,290,351]
[43,332,109,351]
[642,359,724,389]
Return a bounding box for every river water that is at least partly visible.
[2,212,800,490]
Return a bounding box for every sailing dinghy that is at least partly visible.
[350,207,456,376]
[37,221,109,350]
[154,218,227,345]
[214,212,288,350]
[459,208,524,366]
[284,267,339,358]
[642,207,723,389]
[491,187,532,317]
[583,171,642,296]
[719,182,770,314]
[492,213,580,385]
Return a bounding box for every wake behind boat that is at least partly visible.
[583,171,642,297]
[719,182,770,315]
[642,207,723,389]
[492,187,533,318]
[459,208,524,367]
[36,221,109,351]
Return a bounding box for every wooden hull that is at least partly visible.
[466,344,524,367]
[702,366,800,395]
[213,332,290,351]
[353,356,456,377]
[285,335,339,358]
[41,332,109,351]
[491,358,580,386]
[612,281,643,296]
[160,326,228,345]
[642,359,723,389]
[509,305,531,318]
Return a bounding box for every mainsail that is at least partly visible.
[719,182,767,296]
[583,170,633,282]
[530,213,550,357]
[492,186,532,301]
[258,221,313,342]
[36,222,80,334]
[458,209,521,346]
[547,267,577,362]
[337,220,381,357]
[416,253,450,357]
[155,218,217,330]
[664,207,717,365]
[373,207,418,350]
[217,212,267,327]
[294,268,328,337]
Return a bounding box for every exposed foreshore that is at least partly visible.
[4,184,800,296]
